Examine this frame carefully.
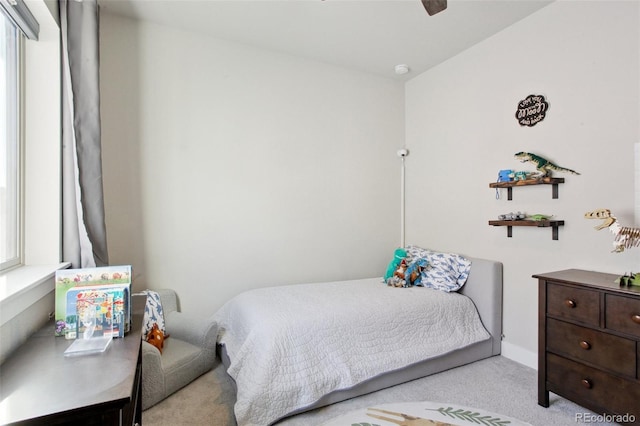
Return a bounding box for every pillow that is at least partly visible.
[405,245,472,292]
[405,245,430,261]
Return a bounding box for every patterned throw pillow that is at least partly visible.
[405,246,472,292]
[141,290,166,340]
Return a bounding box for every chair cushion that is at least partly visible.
[161,338,201,371]
[161,338,210,398]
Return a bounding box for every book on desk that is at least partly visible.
[54,265,132,338]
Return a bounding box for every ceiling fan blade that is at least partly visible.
[421,0,447,16]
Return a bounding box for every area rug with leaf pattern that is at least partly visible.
[320,401,531,426]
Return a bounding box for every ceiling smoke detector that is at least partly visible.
[394,64,410,75]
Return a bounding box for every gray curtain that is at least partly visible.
[61,0,109,268]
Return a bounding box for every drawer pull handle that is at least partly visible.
[564,299,576,308]
[580,379,592,389]
[579,341,591,350]
[632,314,640,324]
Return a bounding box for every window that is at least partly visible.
[0,10,20,272]
[0,0,64,340]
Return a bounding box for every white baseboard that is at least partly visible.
[500,341,537,370]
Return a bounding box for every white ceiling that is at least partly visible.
[98,0,554,80]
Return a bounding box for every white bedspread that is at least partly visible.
[213,278,490,426]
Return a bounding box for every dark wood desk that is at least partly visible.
[0,296,145,425]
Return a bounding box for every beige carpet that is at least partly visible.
[141,362,236,426]
[142,355,618,426]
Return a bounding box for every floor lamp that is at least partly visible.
[398,148,409,247]
[634,142,640,227]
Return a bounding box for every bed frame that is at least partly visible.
[219,256,503,421]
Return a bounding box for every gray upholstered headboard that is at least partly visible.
[459,256,503,356]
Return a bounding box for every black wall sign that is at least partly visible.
[516,94,548,127]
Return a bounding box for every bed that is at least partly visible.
[214,252,503,426]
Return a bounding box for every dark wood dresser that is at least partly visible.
[535,269,640,424]
[0,296,146,425]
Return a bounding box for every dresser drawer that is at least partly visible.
[606,294,640,339]
[547,353,640,418]
[546,318,636,377]
[547,282,599,327]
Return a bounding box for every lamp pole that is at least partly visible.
[397,148,409,247]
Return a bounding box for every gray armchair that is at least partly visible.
[141,289,217,410]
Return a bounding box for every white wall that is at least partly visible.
[100,14,404,315]
[100,1,639,366]
[405,1,639,365]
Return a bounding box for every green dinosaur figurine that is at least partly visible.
[514,152,580,178]
[618,272,640,287]
[528,214,553,221]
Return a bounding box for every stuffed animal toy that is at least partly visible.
[387,258,428,288]
[384,248,407,281]
[146,323,168,353]
[386,259,408,287]
[405,258,428,286]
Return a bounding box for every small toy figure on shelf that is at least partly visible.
[618,272,640,287]
[498,212,526,221]
[495,169,534,183]
[528,214,553,221]
[510,170,534,181]
[497,169,513,182]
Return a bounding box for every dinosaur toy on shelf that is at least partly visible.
[514,152,580,178]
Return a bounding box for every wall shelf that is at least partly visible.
[489,177,564,200]
[488,219,565,240]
